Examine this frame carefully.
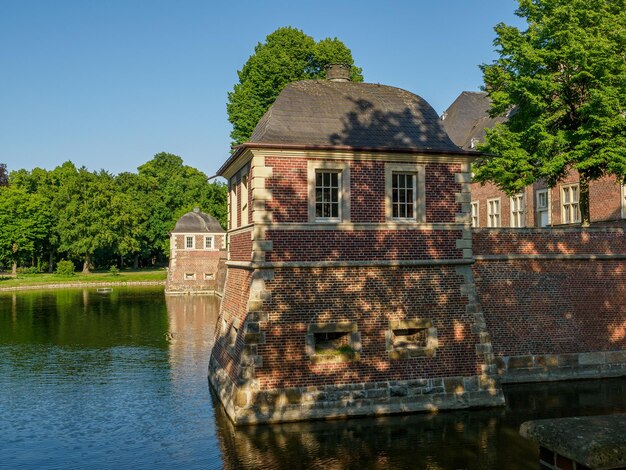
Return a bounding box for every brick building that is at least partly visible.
[165,207,226,295]
[209,65,504,424]
[442,91,626,228]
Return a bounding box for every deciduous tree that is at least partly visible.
[475,0,626,225]
[227,27,363,145]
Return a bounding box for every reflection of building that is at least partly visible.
[442,91,626,227]
[166,208,227,294]
[209,64,504,424]
[165,295,221,363]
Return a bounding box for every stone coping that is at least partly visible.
[0,280,165,292]
[520,414,626,469]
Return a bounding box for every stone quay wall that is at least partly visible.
[473,228,626,383]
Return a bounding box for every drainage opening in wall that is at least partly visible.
[305,322,361,364]
[185,273,196,280]
[386,319,437,359]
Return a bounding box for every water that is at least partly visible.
[1,288,625,469]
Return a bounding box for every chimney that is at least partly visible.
[325,63,351,82]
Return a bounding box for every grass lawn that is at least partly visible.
[0,268,166,288]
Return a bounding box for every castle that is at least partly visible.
[208,66,626,425]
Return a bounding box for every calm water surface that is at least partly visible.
[1,287,625,469]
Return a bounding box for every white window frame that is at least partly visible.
[470,201,479,228]
[621,184,626,219]
[487,197,501,228]
[229,176,238,230]
[240,167,249,226]
[535,189,551,227]
[384,163,426,223]
[185,235,195,249]
[510,193,525,228]
[204,235,214,250]
[561,184,581,224]
[307,161,350,223]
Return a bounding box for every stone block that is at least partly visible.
[455,172,472,183]
[455,192,471,203]
[390,386,408,397]
[558,354,579,367]
[605,351,626,364]
[508,356,534,369]
[578,352,606,366]
[444,377,465,394]
[285,388,302,405]
[456,238,472,249]
[388,349,409,360]
[235,391,248,408]
[534,355,559,369]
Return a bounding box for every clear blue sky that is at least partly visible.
[1,0,525,177]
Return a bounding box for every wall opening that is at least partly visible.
[386,319,437,359]
[306,322,361,364]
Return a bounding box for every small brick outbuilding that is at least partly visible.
[166,207,226,295]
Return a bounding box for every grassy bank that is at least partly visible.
[0,269,166,289]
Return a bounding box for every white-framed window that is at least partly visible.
[561,184,580,224]
[205,235,214,250]
[229,176,238,230]
[510,193,525,227]
[621,184,626,219]
[487,198,501,227]
[391,173,417,219]
[185,235,194,249]
[384,163,425,222]
[240,168,249,226]
[471,201,479,228]
[536,189,550,227]
[315,170,341,220]
[307,161,350,223]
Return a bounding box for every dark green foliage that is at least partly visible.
[227,27,363,145]
[55,260,75,276]
[0,164,7,187]
[4,153,227,273]
[476,0,626,225]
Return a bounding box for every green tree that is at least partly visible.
[227,27,364,145]
[0,186,52,274]
[56,166,118,273]
[0,164,7,187]
[475,0,626,226]
[138,152,228,260]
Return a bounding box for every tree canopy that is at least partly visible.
[475,0,626,225]
[1,154,227,273]
[227,27,363,145]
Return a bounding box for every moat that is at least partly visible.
[1,287,625,469]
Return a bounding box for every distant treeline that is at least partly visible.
[0,153,227,274]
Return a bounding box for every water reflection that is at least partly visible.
[214,378,626,470]
[1,288,625,469]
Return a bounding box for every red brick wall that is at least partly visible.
[264,156,462,224]
[473,230,626,357]
[473,229,626,256]
[211,267,252,384]
[265,230,463,262]
[265,157,308,223]
[229,231,252,262]
[425,163,462,223]
[255,266,481,389]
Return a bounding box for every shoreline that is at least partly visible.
[0,280,165,292]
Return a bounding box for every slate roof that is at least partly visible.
[441,91,508,150]
[171,208,224,234]
[247,80,461,152]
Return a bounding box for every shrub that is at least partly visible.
[56,260,75,276]
[109,265,120,276]
[17,266,39,274]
